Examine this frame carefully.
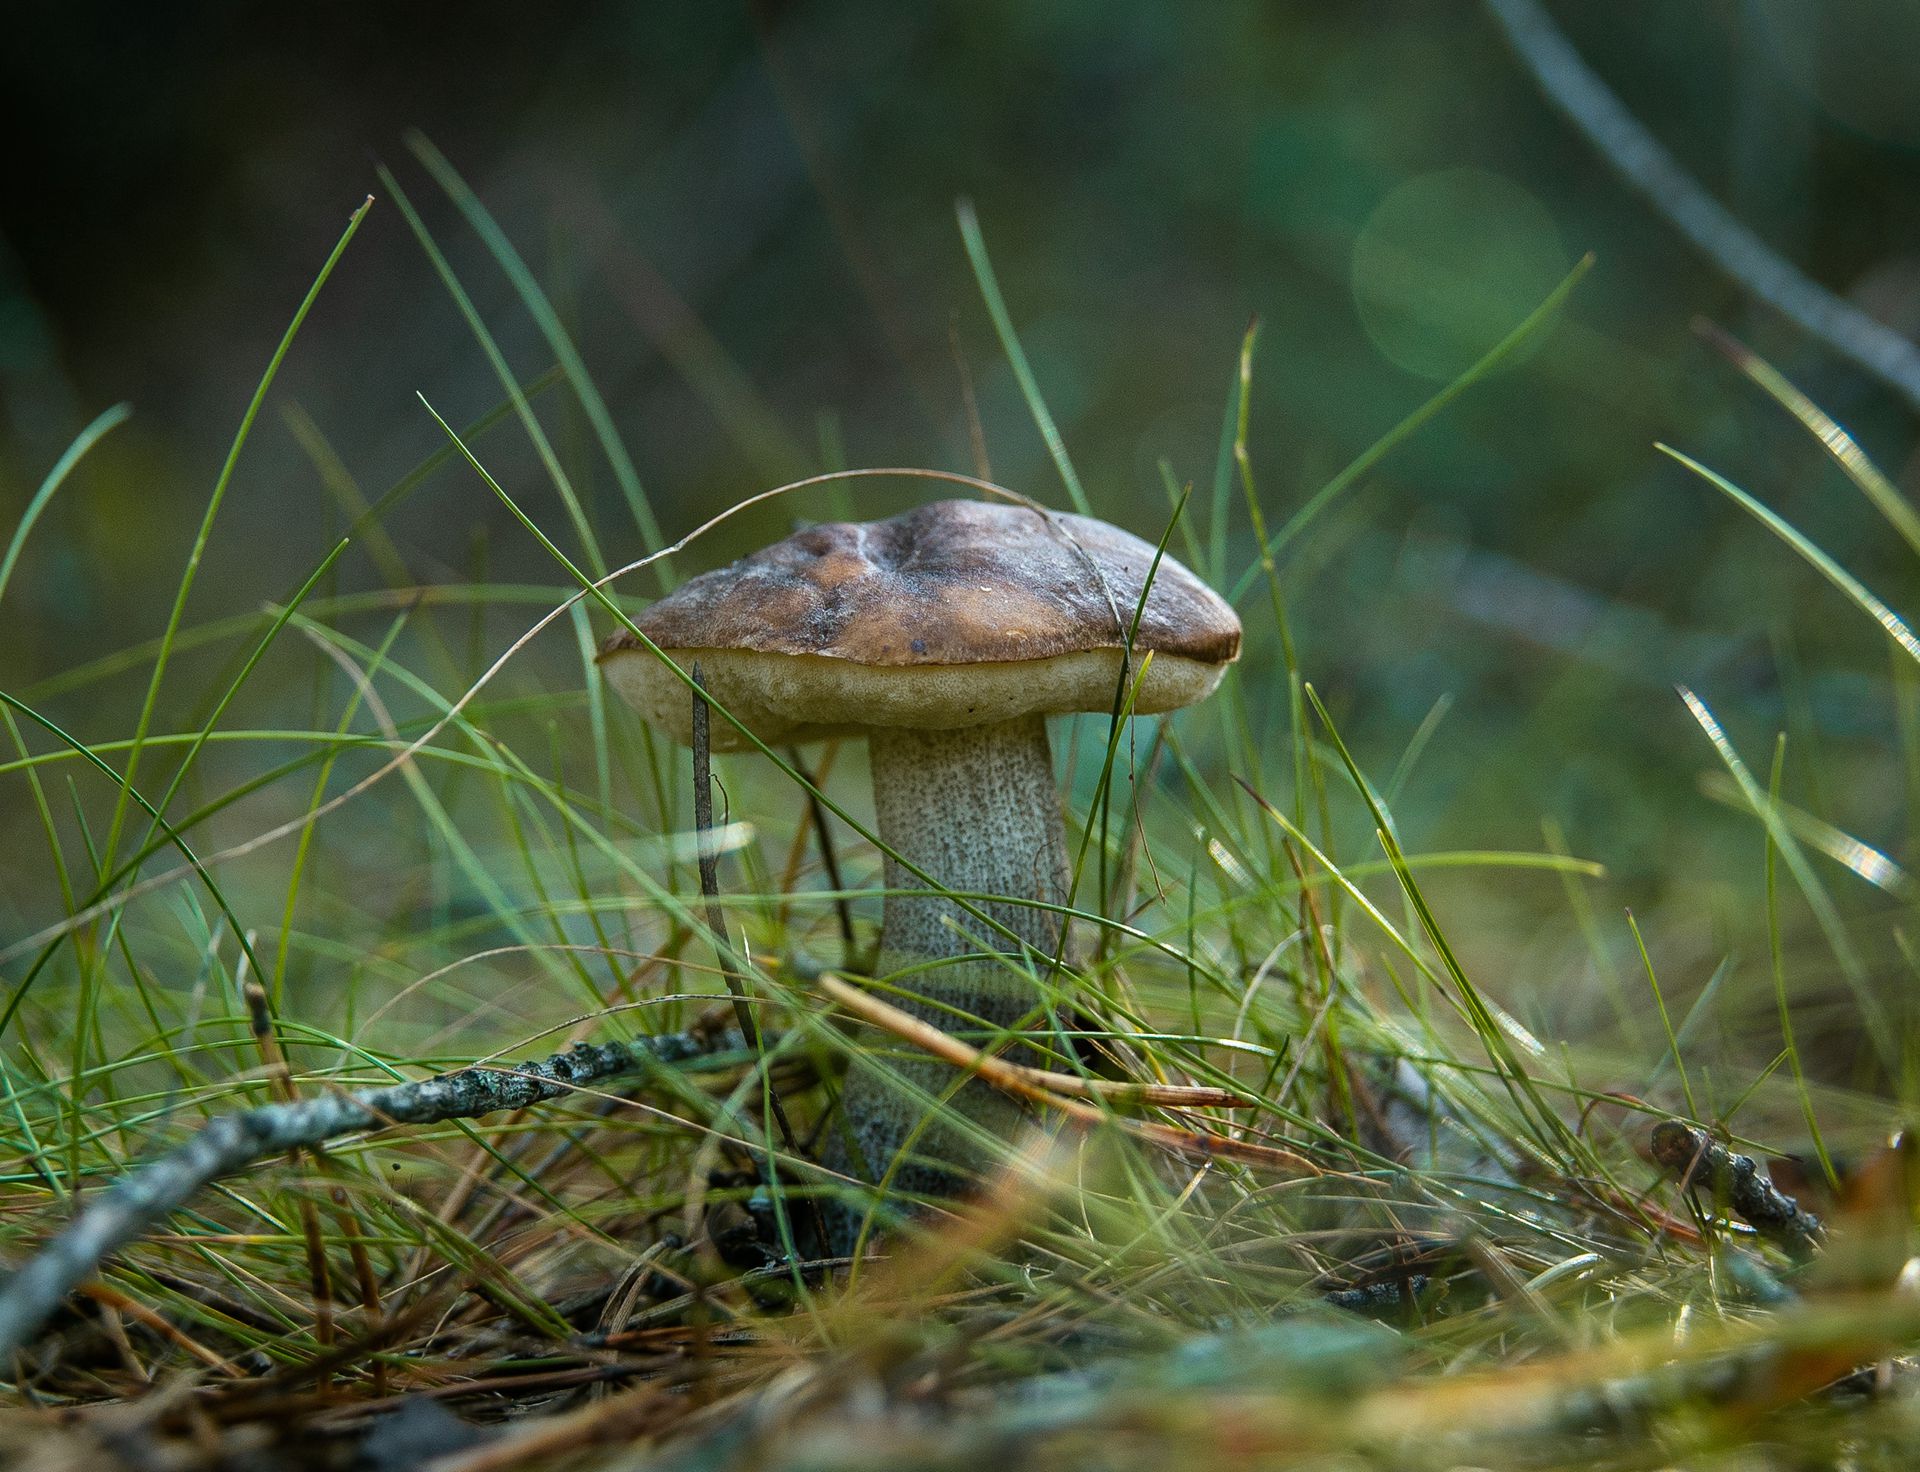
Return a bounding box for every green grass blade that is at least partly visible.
[1766,733,1837,1185]
[1205,346,1241,587]
[1661,444,1920,666]
[1625,909,1695,1120]
[1,706,77,918]
[100,197,373,872]
[379,166,608,578]
[407,133,672,581]
[1676,685,1892,1057]
[956,199,1091,516]
[1696,769,1911,898]
[1696,319,1920,559]
[1229,254,1592,605]
[0,403,132,607]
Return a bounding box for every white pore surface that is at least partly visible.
[600,646,1229,749]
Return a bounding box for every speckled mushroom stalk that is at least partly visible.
[825,714,1074,1219]
[595,499,1241,1253]
[869,717,1068,962]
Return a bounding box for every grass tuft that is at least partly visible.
[0,173,1913,1472]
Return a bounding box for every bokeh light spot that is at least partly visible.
[1350,167,1569,381]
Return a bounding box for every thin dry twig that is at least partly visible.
[243,981,336,1364]
[690,662,818,1256]
[815,974,1321,1178]
[815,975,1242,1110]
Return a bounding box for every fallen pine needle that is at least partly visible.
[815,974,1241,1108]
[815,974,1319,1174]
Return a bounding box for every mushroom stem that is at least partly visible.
[870,713,1069,962]
[823,713,1071,1241]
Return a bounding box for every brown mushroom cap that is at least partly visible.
[597,499,1242,748]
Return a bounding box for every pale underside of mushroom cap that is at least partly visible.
[597,498,1242,750]
[603,646,1232,748]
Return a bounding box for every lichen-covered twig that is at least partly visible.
[1484,0,1920,416]
[0,1027,750,1367]
[1651,1119,1826,1261]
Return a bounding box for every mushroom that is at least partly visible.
[597,498,1240,1246]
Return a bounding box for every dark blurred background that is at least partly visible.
[5,1,1920,1043]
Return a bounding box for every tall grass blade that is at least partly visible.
[407,134,672,581]
[956,199,1092,516]
[1229,254,1591,604]
[1676,685,1891,1056]
[1696,319,1920,559]
[101,197,373,871]
[0,403,132,607]
[379,166,608,578]
[1766,733,1837,1184]
[1661,444,1920,667]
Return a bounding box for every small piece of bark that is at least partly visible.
[1651,1120,1826,1261]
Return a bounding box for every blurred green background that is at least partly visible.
[4,1,1919,1077]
